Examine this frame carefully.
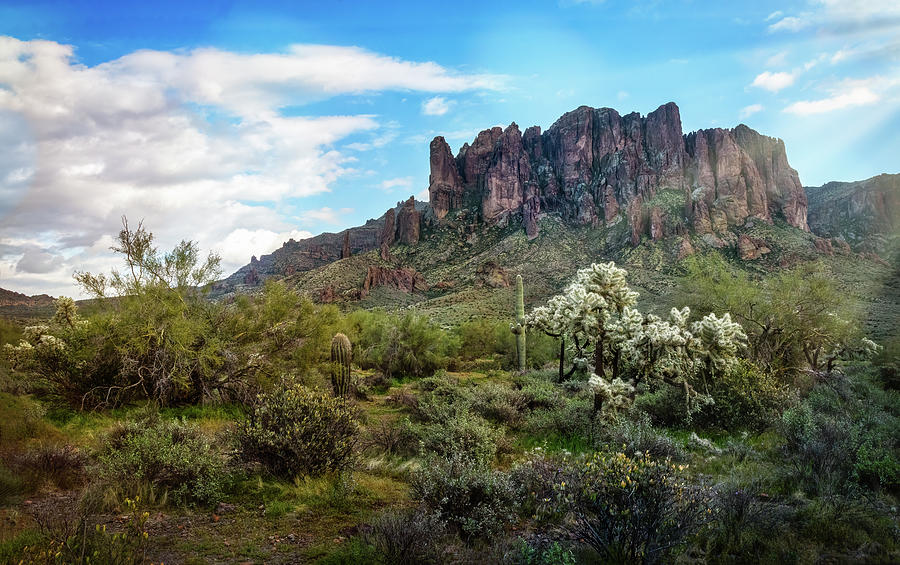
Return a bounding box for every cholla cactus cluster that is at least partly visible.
[4,298,80,369]
[526,262,749,417]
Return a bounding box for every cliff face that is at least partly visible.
[806,173,899,253]
[427,102,809,238]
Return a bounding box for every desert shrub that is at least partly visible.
[780,373,899,494]
[694,360,789,431]
[411,452,518,540]
[363,420,409,456]
[525,392,593,441]
[595,415,686,461]
[348,310,452,378]
[16,497,150,564]
[469,382,528,428]
[509,450,572,525]
[4,444,87,492]
[506,539,577,565]
[516,372,563,409]
[633,382,691,427]
[238,382,359,478]
[565,451,712,564]
[405,411,503,464]
[228,280,341,381]
[98,418,226,506]
[363,507,449,564]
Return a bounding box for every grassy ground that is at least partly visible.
[1,361,897,564]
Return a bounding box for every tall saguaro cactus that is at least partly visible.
[330,333,352,398]
[510,274,527,372]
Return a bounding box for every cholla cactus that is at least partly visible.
[330,333,352,398]
[588,373,635,416]
[52,297,78,328]
[690,312,747,372]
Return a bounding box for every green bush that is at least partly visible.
[411,452,518,540]
[405,411,503,464]
[780,372,899,494]
[565,451,711,564]
[237,382,359,478]
[595,415,686,461]
[696,360,789,431]
[98,418,226,506]
[348,310,452,378]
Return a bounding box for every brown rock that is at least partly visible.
[649,206,664,240]
[737,234,771,260]
[459,127,503,186]
[427,136,464,219]
[813,237,834,255]
[319,285,336,303]
[361,266,428,298]
[627,198,645,245]
[476,261,511,288]
[397,197,420,245]
[341,231,350,259]
[243,267,260,286]
[676,235,695,260]
[482,123,533,223]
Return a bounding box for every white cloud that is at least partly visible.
[768,15,811,32]
[765,11,783,21]
[379,177,414,192]
[416,187,430,202]
[751,71,796,92]
[765,51,789,67]
[739,104,764,118]
[299,207,354,225]
[422,96,452,116]
[617,90,629,100]
[0,36,501,296]
[784,86,880,114]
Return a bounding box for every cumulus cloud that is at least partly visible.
[751,71,796,92]
[739,104,764,118]
[379,177,414,192]
[767,1,900,34]
[421,96,452,116]
[784,86,880,114]
[298,207,354,226]
[0,37,501,296]
[768,15,812,32]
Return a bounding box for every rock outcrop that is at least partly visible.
[427,101,809,240]
[397,196,421,245]
[361,266,428,298]
[805,173,898,253]
[341,231,351,259]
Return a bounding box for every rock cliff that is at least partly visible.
[427,102,809,239]
[805,173,898,254]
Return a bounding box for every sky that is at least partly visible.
[0,0,898,297]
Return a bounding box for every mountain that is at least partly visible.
[428,101,808,241]
[805,173,899,255]
[215,102,895,338]
[0,287,54,308]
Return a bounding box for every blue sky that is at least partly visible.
[0,0,898,296]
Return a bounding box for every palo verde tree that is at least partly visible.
[68,216,233,407]
[679,253,879,377]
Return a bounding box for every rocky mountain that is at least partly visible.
[218,102,894,310]
[0,287,54,308]
[428,102,808,242]
[805,173,899,254]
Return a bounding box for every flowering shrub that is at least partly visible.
[565,452,711,564]
[237,382,359,478]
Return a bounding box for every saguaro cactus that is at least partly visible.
[330,333,352,398]
[510,275,527,371]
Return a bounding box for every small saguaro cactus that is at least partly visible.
[510,274,527,372]
[330,333,352,398]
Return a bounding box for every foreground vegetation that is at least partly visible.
[1,222,897,564]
